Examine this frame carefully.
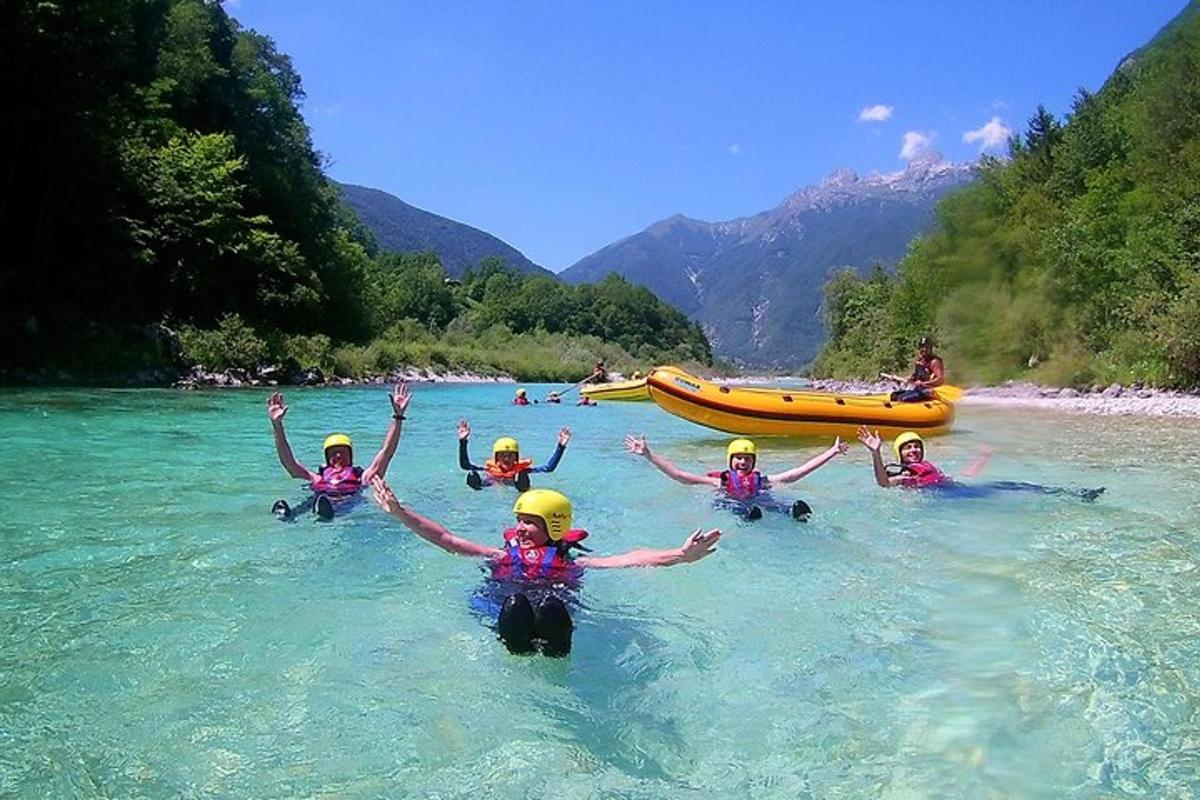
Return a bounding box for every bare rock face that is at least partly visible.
[1101,383,1124,398]
[1058,387,1080,398]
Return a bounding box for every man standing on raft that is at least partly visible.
[267,383,410,520]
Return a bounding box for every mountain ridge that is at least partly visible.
[336,183,552,278]
[561,155,975,366]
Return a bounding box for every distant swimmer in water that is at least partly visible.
[513,387,530,406]
[458,418,570,492]
[856,426,1105,501]
[624,434,849,521]
[268,383,410,521]
[372,478,720,656]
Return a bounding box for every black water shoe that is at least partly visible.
[498,593,536,654]
[534,596,574,657]
[314,495,335,522]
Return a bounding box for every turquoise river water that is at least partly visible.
[2,384,1199,798]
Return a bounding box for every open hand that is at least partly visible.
[679,528,721,563]
[457,419,470,440]
[623,433,648,457]
[831,436,849,455]
[856,425,882,452]
[558,426,572,446]
[267,392,288,425]
[390,382,411,416]
[371,476,402,515]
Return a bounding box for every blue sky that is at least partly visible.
[227,1,1184,271]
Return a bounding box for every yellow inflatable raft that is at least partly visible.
[580,376,650,402]
[646,366,956,438]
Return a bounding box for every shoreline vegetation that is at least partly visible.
[4,361,1198,419]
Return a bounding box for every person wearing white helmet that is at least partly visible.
[624,434,847,521]
[267,383,410,521]
[372,478,720,656]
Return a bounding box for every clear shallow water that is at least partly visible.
[2,384,1199,798]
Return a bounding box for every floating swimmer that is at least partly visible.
[624,434,848,521]
[268,383,410,521]
[513,388,530,406]
[372,478,720,656]
[856,426,1105,501]
[458,418,570,492]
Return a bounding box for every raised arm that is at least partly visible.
[268,392,317,481]
[533,427,571,473]
[457,419,482,471]
[371,477,501,558]
[624,434,720,486]
[857,426,899,488]
[575,528,721,569]
[767,437,849,484]
[961,444,993,478]
[363,383,410,483]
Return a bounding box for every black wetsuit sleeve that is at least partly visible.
[530,443,566,473]
[459,439,482,471]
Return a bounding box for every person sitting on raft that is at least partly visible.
[268,383,410,521]
[887,336,945,402]
[513,388,530,406]
[371,477,721,656]
[590,360,609,383]
[856,426,1104,501]
[458,418,571,492]
[623,434,849,521]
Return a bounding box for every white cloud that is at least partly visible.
[962,116,1012,151]
[858,104,894,122]
[899,130,933,160]
[728,144,741,156]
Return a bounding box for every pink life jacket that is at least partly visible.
[491,527,588,583]
[707,469,768,500]
[311,464,363,496]
[897,461,949,488]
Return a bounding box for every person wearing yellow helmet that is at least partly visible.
[624,433,848,521]
[371,477,721,656]
[266,383,410,521]
[457,418,571,492]
[856,426,1104,501]
[513,387,530,406]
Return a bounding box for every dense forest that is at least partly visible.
[814,1,1200,388]
[0,0,710,382]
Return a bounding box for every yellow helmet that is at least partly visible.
[493,436,520,455]
[726,438,757,465]
[515,388,526,397]
[893,431,925,461]
[513,489,572,540]
[323,433,353,459]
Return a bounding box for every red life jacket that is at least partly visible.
[513,397,530,405]
[484,457,534,480]
[312,464,363,496]
[491,527,588,583]
[897,461,949,488]
[707,469,767,500]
